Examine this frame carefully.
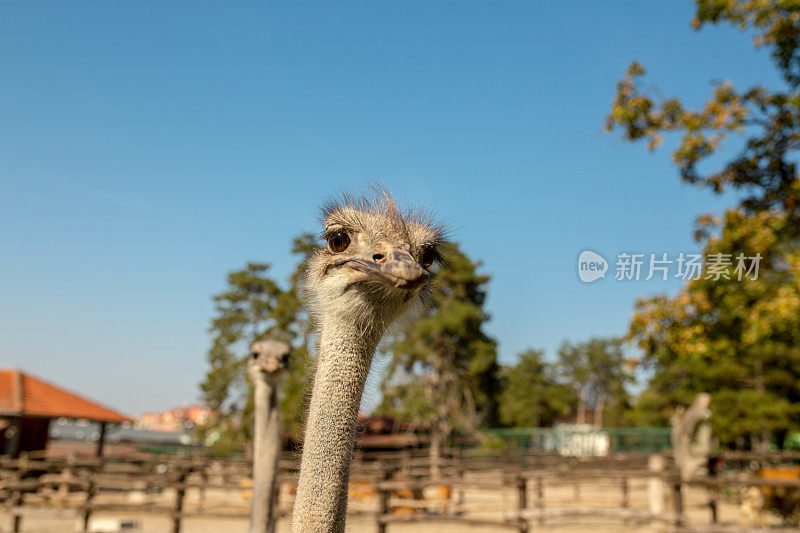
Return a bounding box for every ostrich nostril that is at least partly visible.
[372,253,386,263]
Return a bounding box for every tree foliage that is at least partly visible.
[377,242,500,447]
[557,337,633,428]
[279,233,318,438]
[628,210,800,445]
[608,0,800,447]
[498,349,574,428]
[607,1,800,227]
[199,234,317,453]
[200,261,282,418]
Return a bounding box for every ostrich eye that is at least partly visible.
[420,248,438,268]
[251,352,258,359]
[327,231,350,253]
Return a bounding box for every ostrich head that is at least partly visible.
[304,189,445,332]
[292,188,445,533]
[247,339,291,383]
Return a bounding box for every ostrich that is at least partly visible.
[247,339,291,533]
[292,190,444,532]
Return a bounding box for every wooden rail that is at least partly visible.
[370,469,673,532]
[3,450,800,531]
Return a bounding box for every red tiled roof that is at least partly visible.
[0,369,131,423]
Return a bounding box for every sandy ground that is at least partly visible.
[0,478,786,532]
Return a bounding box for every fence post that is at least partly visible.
[376,465,391,533]
[198,468,208,511]
[516,475,529,533]
[707,456,718,523]
[83,477,96,531]
[12,489,23,533]
[172,468,188,533]
[621,476,629,508]
[454,450,465,513]
[376,486,390,533]
[647,453,664,517]
[672,479,685,527]
[621,476,629,526]
[536,476,544,526]
[12,454,30,533]
[58,451,77,502]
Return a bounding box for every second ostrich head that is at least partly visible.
[247,339,291,383]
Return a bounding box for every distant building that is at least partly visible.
[49,418,197,453]
[0,369,132,457]
[137,404,211,433]
[354,414,423,450]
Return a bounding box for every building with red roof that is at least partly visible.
[0,369,132,457]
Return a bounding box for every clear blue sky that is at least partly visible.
[0,2,782,416]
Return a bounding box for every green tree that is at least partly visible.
[628,210,800,447]
[199,233,318,454]
[607,0,800,229]
[607,1,800,448]
[498,349,574,428]
[280,233,318,439]
[378,242,499,475]
[557,337,633,428]
[199,262,282,454]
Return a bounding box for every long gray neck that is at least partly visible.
[250,378,280,533]
[291,321,382,533]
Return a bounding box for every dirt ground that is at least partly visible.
[0,478,787,532]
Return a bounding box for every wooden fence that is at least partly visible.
[1,450,798,531]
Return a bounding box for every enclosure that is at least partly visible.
[2,447,799,532]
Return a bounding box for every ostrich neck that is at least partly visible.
[250,377,280,533]
[292,320,382,533]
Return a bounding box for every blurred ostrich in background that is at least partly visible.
[247,339,290,533]
[291,188,444,532]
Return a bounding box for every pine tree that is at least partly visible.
[199,262,282,455]
[557,337,632,429]
[378,242,499,475]
[498,349,574,428]
[279,233,318,439]
[199,233,319,454]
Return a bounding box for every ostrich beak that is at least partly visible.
[334,245,429,290]
[260,357,282,373]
